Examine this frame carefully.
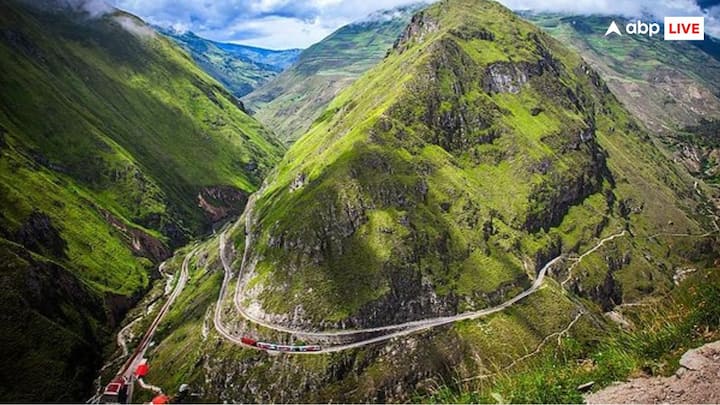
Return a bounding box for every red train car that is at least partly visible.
[241,336,257,346]
[250,339,322,353]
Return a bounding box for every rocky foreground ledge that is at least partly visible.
[586,341,720,404]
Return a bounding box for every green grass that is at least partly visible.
[160,30,300,98]
[521,13,720,191]
[0,2,283,239]
[124,2,716,403]
[0,239,109,402]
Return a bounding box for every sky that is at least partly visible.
[107,0,720,49]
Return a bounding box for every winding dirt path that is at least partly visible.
[214,231,563,353]
[462,310,585,382]
[561,231,627,286]
[212,198,714,355]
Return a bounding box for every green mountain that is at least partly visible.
[160,29,301,97]
[522,13,720,196]
[243,4,423,144]
[0,1,282,401]
[141,1,717,402]
[240,0,707,330]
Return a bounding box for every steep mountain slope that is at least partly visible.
[523,14,720,194]
[243,4,422,143]
[141,1,717,402]
[0,1,282,401]
[160,29,301,97]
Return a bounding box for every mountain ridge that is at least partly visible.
[522,12,720,211]
[238,0,705,328]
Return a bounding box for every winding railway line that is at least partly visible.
[211,198,631,354]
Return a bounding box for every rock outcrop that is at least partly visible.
[197,185,248,223]
[15,210,67,259]
[102,210,171,263]
[586,341,720,404]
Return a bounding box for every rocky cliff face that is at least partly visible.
[14,211,67,258]
[102,210,171,262]
[197,185,249,224]
[522,13,720,215]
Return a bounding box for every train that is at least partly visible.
[241,336,322,352]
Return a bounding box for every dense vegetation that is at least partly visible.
[2,1,718,403]
[425,262,720,403]
[242,0,707,326]
[0,1,282,401]
[522,13,720,132]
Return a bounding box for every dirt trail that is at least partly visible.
[586,340,720,404]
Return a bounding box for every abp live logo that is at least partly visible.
[664,17,704,40]
[604,17,704,41]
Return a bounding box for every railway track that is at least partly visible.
[116,249,195,379]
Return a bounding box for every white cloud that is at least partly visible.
[114,15,157,38]
[57,0,114,17]
[215,16,341,49]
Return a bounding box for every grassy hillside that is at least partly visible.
[0,1,282,401]
[243,4,422,144]
[523,13,720,194]
[243,0,708,326]
[137,2,717,402]
[161,29,301,97]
